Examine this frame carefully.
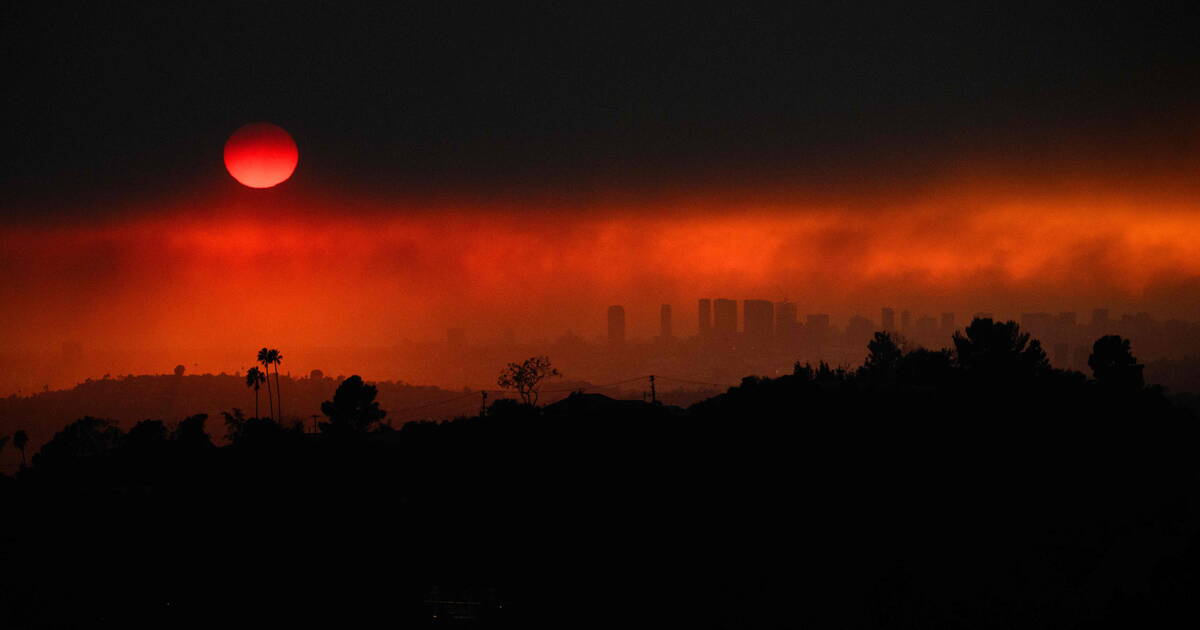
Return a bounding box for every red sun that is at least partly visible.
[223,122,299,188]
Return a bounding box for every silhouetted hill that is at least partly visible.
[2,322,1198,628]
[0,373,469,472]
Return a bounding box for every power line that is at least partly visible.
[390,374,731,418]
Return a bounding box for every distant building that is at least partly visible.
[1055,312,1077,340]
[1021,312,1054,340]
[1091,308,1110,330]
[744,299,774,346]
[775,301,798,342]
[698,299,712,337]
[900,310,912,333]
[847,315,874,345]
[607,305,626,345]
[881,307,896,331]
[713,299,738,338]
[660,304,673,339]
[939,312,955,335]
[806,314,831,336]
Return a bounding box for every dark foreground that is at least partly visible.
[3,326,1199,628]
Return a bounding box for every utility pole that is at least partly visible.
[480,390,488,417]
[649,374,656,404]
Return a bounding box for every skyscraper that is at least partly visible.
[900,310,912,333]
[607,305,626,345]
[939,312,955,336]
[881,307,895,331]
[660,304,673,339]
[698,299,712,337]
[743,299,774,346]
[713,299,738,338]
[775,301,798,341]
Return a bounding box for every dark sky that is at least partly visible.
[4,2,1200,213]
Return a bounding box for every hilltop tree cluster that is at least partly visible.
[1,318,1197,628]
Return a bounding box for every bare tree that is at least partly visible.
[497,356,560,406]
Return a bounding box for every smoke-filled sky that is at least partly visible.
[3,4,1200,363]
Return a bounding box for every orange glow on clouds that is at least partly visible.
[3,176,1200,376]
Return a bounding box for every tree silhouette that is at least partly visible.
[267,348,284,422]
[13,429,28,469]
[497,356,560,405]
[172,413,213,450]
[32,417,122,470]
[174,364,186,377]
[952,318,1049,381]
[862,331,903,384]
[319,375,387,435]
[127,419,167,448]
[1089,335,1145,391]
[245,367,267,419]
[257,347,275,422]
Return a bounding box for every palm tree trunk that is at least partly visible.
[274,364,283,423]
[254,386,260,420]
[264,367,275,422]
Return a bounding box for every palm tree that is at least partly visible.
[257,348,275,422]
[13,429,28,469]
[245,367,266,419]
[267,348,283,422]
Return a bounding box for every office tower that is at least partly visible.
[775,301,798,342]
[939,312,955,335]
[743,299,775,346]
[607,305,626,345]
[699,299,712,337]
[660,304,673,339]
[900,310,912,333]
[713,299,738,338]
[881,307,895,331]
[1021,312,1054,340]
[846,315,874,345]
[806,313,832,350]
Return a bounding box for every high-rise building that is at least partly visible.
[1091,308,1110,330]
[900,310,912,333]
[881,307,895,331]
[607,305,626,345]
[846,315,874,345]
[775,301,798,341]
[660,304,673,339]
[806,314,832,349]
[698,299,712,337]
[939,313,955,335]
[743,299,774,346]
[713,299,738,338]
[1021,312,1054,340]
